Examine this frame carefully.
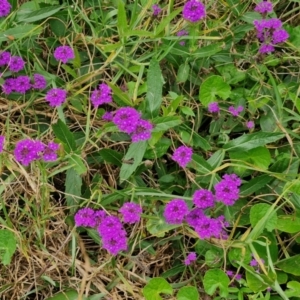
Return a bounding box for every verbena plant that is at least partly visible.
[1,0,300,299]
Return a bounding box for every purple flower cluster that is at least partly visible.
[228,105,244,117]
[0,135,5,153]
[208,102,220,113]
[254,1,273,14]
[119,202,142,224]
[182,0,206,23]
[152,4,162,16]
[172,145,193,168]
[45,88,67,107]
[250,254,265,272]
[112,107,153,142]
[163,174,241,240]
[102,111,113,121]
[246,120,254,129]
[0,0,11,17]
[207,102,245,117]
[90,83,113,107]
[54,45,75,64]
[184,252,197,265]
[253,16,289,53]
[226,270,242,281]
[177,30,189,46]
[0,51,25,72]
[14,139,60,166]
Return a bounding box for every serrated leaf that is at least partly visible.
[250,204,277,232]
[145,58,163,117]
[0,25,43,42]
[285,281,300,297]
[52,120,76,153]
[176,63,190,83]
[177,286,199,300]
[276,255,300,276]
[146,217,178,238]
[143,277,173,300]
[190,154,213,174]
[240,175,272,196]
[17,5,62,23]
[223,132,284,152]
[99,149,123,167]
[67,154,87,175]
[152,116,182,132]
[245,270,269,293]
[0,230,16,266]
[276,215,300,233]
[120,141,147,183]
[203,269,230,297]
[65,168,82,213]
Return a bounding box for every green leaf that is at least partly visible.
[176,63,190,83]
[285,281,300,297]
[199,75,231,106]
[177,286,199,300]
[67,153,87,175]
[117,0,128,38]
[145,137,171,159]
[143,277,173,300]
[99,149,123,167]
[276,215,300,233]
[190,154,213,174]
[152,116,182,132]
[276,254,300,276]
[0,230,17,266]
[223,132,284,152]
[203,269,230,297]
[205,249,223,268]
[146,216,179,237]
[65,168,82,213]
[45,289,87,300]
[245,271,269,293]
[250,204,277,232]
[181,107,195,117]
[240,175,272,197]
[154,9,181,36]
[228,248,251,268]
[145,58,163,117]
[0,24,43,42]
[17,5,62,23]
[52,120,76,153]
[119,141,147,183]
[240,12,261,24]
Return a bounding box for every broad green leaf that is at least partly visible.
[205,249,223,268]
[146,216,179,237]
[276,215,300,233]
[190,154,213,174]
[286,25,300,47]
[240,12,261,24]
[145,137,171,159]
[240,175,272,197]
[276,255,300,275]
[223,132,284,152]
[106,82,132,106]
[67,153,87,175]
[99,149,123,167]
[199,75,231,106]
[154,9,181,36]
[0,25,43,42]
[245,271,269,293]
[119,141,147,183]
[180,107,195,116]
[65,168,82,212]
[17,5,62,23]
[285,281,300,297]
[176,63,190,83]
[117,0,128,38]
[145,58,163,117]
[250,204,277,232]
[143,277,173,300]
[225,199,250,225]
[177,286,199,300]
[152,116,182,132]
[228,248,251,268]
[203,269,230,298]
[45,289,87,300]
[0,230,17,265]
[52,120,76,153]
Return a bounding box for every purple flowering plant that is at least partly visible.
[1,0,298,299]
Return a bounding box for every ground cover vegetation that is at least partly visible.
[0,0,300,299]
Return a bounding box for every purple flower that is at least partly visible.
[195,215,226,239]
[272,29,289,44]
[254,1,273,14]
[9,56,25,72]
[102,111,113,121]
[54,45,75,64]
[90,83,113,107]
[42,141,60,162]
[182,0,206,23]
[119,202,142,224]
[131,119,153,142]
[98,215,125,237]
[228,105,243,117]
[33,74,47,90]
[14,139,45,166]
[226,270,234,277]
[112,107,141,134]
[2,78,15,94]
[164,199,189,224]
[208,102,220,113]
[193,189,215,209]
[250,259,258,267]
[0,135,4,153]
[214,174,241,206]
[74,208,96,227]
[185,208,204,227]
[152,4,161,16]
[14,76,31,94]
[101,231,128,256]
[0,0,11,17]
[259,44,275,53]
[184,252,197,265]
[172,145,193,168]
[45,88,67,107]
[246,120,254,129]
[93,210,107,227]
[177,30,189,37]
[235,274,242,280]
[0,51,10,66]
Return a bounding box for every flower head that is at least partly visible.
[2,78,15,94]
[98,215,124,237]
[254,1,273,14]
[101,231,128,256]
[208,102,220,113]
[246,120,254,129]
[131,119,153,142]
[164,199,189,224]
[54,45,75,64]
[90,83,113,107]
[172,145,193,168]
[193,189,215,209]
[195,215,226,239]
[93,210,107,227]
[33,74,47,90]
[45,88,67,106]
[119,202,142,224]
[0,0,11,17]
[112,107,141,134]
[102,111,113,121]
[0,51,11,66]
[228,105,243,117]
[9,56,25,72]
[185,208,204,227]
[0,135,5,153]
[152,4,161,16]
[14,76,31,94]
[182,0,206,23]
[184,252,197,265]
[42,141,60,162]
[74,208,96,227]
